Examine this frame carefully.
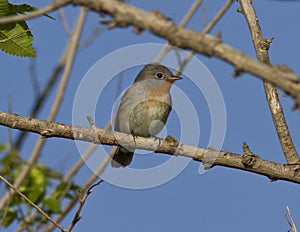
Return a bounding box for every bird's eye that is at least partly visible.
[156,72,164,79]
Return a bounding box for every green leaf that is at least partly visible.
[52,182,69,198]
[0,208,18,227]
[43,197,61,213]
[19,166,47,203]
[53,182,82,200]
[0,151,21,177]
[0,143,8,152]
[0,0,9,17]
[0,0,36,57]
[0,21,36,57]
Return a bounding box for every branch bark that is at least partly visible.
[238,0,299,164]
[71,0,300,108]
[1,0,300,107]
[1,111,300,184]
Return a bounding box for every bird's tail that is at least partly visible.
[111,147,134,168]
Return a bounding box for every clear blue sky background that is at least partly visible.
[1,0,300,231]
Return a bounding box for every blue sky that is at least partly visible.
[1,0,300,231]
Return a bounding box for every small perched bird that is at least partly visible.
[111,63,182,167]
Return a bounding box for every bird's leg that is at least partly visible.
[128,132,137,151]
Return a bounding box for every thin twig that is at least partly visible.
[44,149,114,232]
[286,206,297,232]
[17,145,97,232]
[59,8,72,36]
[155,0,203,62]
[0,175,66,232]
[29,115,112,231]
[67,180,103,232]
[29,58,41,98]
[79,27,103,49]
[0,0,71,25]
[238,0,299,164]
[15,47,67,149]
[201,2,207,27]
[64,145,97,182]
[174,0,234,76]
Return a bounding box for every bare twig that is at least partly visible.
[59,8,72,36]
[66,180,103,232]
[0,0,71,25]
[238,0,299,164]
[0,175,66,232]
[0,7,88,210]
[201,2,207,27]
[64,145,97,181]
[44,149,115,232]
[286,206,297,232]
[16,144,97,232]
[174,0,234,76]
[34,118,112,231]
[29,58,41,98]
[15,44,67,149]
[203,0,234,34]
[155,0,203,62]
[79,27,103,49]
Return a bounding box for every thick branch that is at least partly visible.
[71,0,300,108]
[1,111,300,184]
[1,0,300,107]
[238,0,299,164]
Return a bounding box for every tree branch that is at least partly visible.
[1,111,300,184]
[238,0,299,164]
[71,0,300,108]
[1,0,300,107]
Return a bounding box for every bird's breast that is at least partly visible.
[129,99,171,137]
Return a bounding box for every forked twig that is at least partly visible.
[67,180,103,232]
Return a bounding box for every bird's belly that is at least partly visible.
[129,99,171,137]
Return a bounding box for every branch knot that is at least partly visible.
[242,142,259,168]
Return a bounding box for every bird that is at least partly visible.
[111,63,182,168]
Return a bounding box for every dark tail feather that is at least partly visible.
[111,147,134,168]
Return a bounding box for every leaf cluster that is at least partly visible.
[0,144,81,228]
[0,0,54,57]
